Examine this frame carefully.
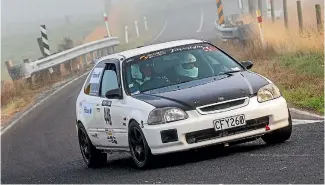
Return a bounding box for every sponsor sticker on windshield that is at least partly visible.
[170,44,205,53]
[140,50,167,60]
[138,44,214,61]
[231,67,241,71]
[203,46,217,52]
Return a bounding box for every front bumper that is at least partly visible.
[143,96,290,155]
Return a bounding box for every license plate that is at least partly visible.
[213,114,246,131]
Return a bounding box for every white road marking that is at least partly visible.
[196,8,204,32]
[292,119,323,125]
[289,108,324,119]
[153,21,168,41]
[248,154,317,157]
[1,72,89,135]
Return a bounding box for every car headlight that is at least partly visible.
[147,107,188,125]
[257,83,281,103]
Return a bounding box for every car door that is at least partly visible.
[95,62,129,149]
[80,61,106,146]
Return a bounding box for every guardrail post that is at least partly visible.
[92,51,97,61]
[69,60,74,73]
[5,60,13,81]
[96,50,101,58]
[59,63,66,75]
[82,54,88,67]
[297,0,303,33]
[77,56,84,71]
[315,4,323,32]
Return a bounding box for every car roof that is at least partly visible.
[97,39,205,64]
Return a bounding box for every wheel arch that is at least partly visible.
[127,109,149,129]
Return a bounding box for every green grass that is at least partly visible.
[280,86,324,114]
[277,52,324,77]
[275,52,324,114]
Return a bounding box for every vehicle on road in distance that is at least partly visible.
[75,39,292,169]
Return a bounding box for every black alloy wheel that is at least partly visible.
[128,121,152,169]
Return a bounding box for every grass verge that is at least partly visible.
[216,19,324,115]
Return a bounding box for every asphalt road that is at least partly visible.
[1,2,324,184]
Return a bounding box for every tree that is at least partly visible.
[57,37,74,52]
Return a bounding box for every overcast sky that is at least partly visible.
[1,0,123,36]
[1,0,113,24]
[1,0,124,28]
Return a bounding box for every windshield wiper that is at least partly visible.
[219,70,243,76]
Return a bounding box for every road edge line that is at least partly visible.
[292,119,323,125]
[196,8,204,33]
[1,72,89,135]
[153,21,168,41]
[289,108,324,119]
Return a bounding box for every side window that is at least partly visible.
[83,62,106,96]
[100,64,119,97]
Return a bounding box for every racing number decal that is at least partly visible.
[104,108,112,125]
[106,129,117,144]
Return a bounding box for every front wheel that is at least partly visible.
[128,121,153,169]
[262,110,293,144]
[78,124,107,168]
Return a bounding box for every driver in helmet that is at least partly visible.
[130,63,153,86]
[174,53,199,82]
[140,63,152,82]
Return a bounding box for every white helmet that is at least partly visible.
[175,53,198,78]
[131,64,143,80]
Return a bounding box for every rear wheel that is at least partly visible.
[262,110,292,144]
[78,124,107,168]
[128,121,152,169]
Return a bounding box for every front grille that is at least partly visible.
[185,116,269,144]
[197,97,248,114]
[199,99,246,112]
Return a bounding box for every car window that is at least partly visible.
[84,63,105,96]
[100,64,119,97]
[83,59,119,97]
[124,43,244,94]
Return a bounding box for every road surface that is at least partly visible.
[1,2,324,184]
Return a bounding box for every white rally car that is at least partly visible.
[76,39,292,168]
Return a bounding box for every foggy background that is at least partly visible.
[1,0,323,80]
[1,0,120,37]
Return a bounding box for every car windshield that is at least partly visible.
[124,43,244,95]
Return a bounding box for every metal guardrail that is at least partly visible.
[21,37,120,78]
[214,21,257,42]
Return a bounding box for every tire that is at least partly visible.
[77,124,107,168]
[128,121,153,169]
[262,110,293,144]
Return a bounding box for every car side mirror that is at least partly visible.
[105,88,123,99]
[241,61,253,70]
